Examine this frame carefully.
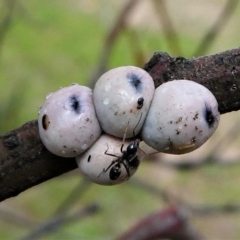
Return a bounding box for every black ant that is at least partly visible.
[98,114,144,181]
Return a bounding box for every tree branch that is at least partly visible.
[1,47,240,202]
[0,121,77,202]
[144,47,240,114]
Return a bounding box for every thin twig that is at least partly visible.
[152,0,182,55]
[20,203,99,240]
[52,179,92,216]
[0,0,16,53]
[88,0,140,87]
[193,0,238,56]
[0,207,37,229]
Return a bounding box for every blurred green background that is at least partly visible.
[1,0,240,239]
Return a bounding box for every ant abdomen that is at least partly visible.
[109,164,121,180]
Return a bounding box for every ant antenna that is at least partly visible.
[121,121,129,152]
[121,113,142,152]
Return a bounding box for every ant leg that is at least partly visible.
[121,161,131,177]
[98,160,117,178]
[136,140,147,156]
[98,144,119,178]
[133,113,143,137]
[104,151,119,158]
[104,143,119,158]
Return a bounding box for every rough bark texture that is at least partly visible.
[1,47,240,202]
[0,121,77,202]
[144,47,240,114]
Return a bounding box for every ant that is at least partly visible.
[98,114,144,181]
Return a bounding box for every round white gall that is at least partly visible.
[141,80,220,154]
[93,66,155,138]
[38,84,101,157]
[76,134,144,185]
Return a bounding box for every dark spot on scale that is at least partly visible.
[204,105,215,128]
[86,118,90,122]
[192,137,196,143]
[193,113,199,120]
[87,155,91,162]
[137,97,144,109]
[42,114,50,130]
[127,73,143,93]
[176,129,181,135]
[63,145,67,148]
[175,117,182,124]
[69,95,81,114]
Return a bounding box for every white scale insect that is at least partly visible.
[93,66,155,138]
[38,84,101,157]
[76,117,145,186]
[141,80,220,154]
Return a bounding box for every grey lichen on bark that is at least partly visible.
[1,47,240,202]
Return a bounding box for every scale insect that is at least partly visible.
[141,80,220,154]
[38,84,101,157]
[76,116,145,185]
[93,66,155,138]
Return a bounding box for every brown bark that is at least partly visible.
[0,121,77,202]
[144,47,240,114]
[1,47,240,202]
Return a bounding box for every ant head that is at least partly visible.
[126,140,140,154]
